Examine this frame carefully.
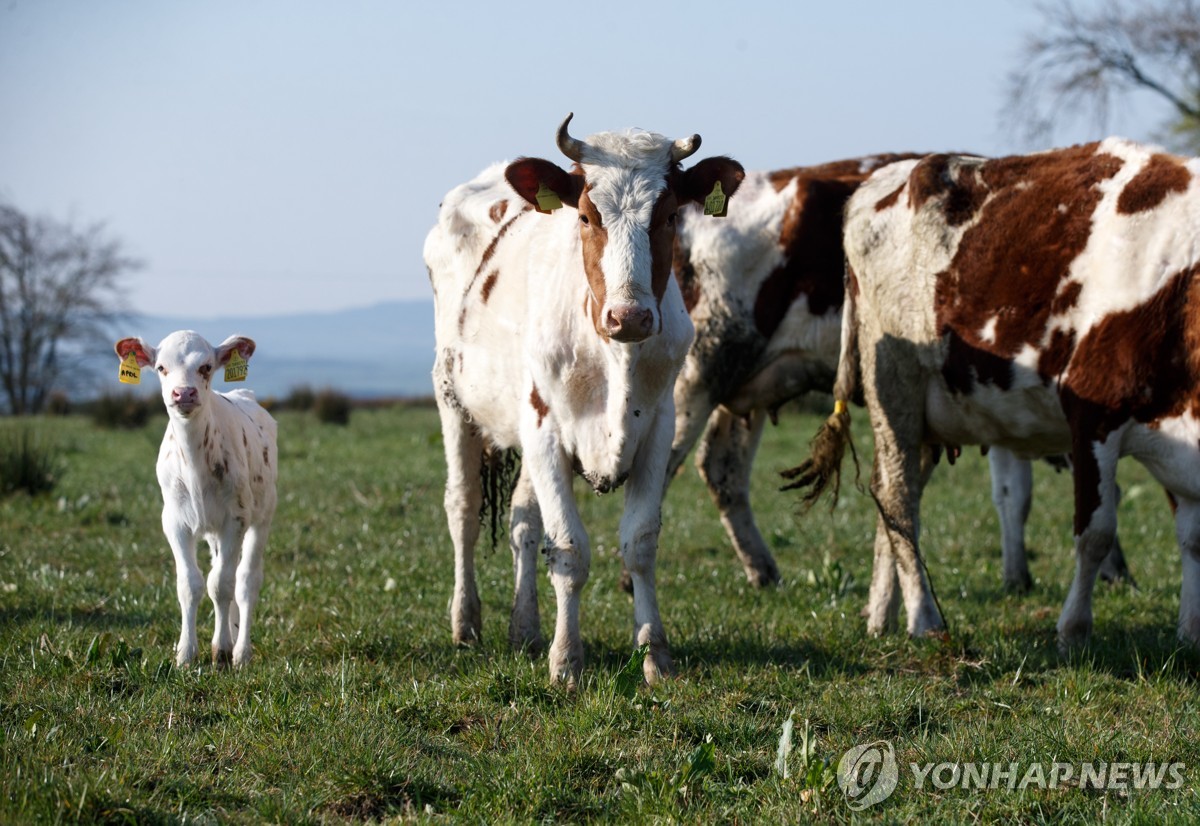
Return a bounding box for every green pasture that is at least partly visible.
[1,405,1197,823]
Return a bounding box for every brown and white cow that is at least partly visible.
[790,139,1200,648]
[666,157,1130,592]
[668,157,919,587]
[425,114,744,685]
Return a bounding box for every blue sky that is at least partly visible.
[0,1,1166,319]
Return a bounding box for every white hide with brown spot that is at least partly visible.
[115,330,277,668]
[426,115,743,685]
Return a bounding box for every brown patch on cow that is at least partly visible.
[203,424,210,447]
[489,199,508,223]
[242,429,248,448]
[1118,153,1192,215]
[481,270,499,303]
[530,385,550,428]
[649,190,679,308]
[875,184,904,212]
[941,331,1015,395]
[673,233,701,313]
[577,187,609,335]
[212,462,225,482]
[1038,327,1076,381]
[753,175,858,338]
[1060,266,1200,533]
[933,144,1123,379]
[459,211,527,333]
[263,446,270,466]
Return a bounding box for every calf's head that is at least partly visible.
[505,113,744,343]
[114,331,256,419]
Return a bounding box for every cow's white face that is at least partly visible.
[505,116,745,345]
[115,331,255,420]
[578,148,678,342]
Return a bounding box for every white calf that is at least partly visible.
[115,331,277,667]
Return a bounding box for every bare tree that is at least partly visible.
[1006,0,1200,151]
[0,201,139,414]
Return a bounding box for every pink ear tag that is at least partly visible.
[224,350,248,382]
[118,352,141,385]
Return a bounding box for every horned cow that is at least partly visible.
[425,114,744,685]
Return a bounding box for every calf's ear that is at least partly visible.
[115,337,156,367]
[505,157,584,211]
[676,156,746,206]
[215,335,256,365]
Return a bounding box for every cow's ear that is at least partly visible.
[115,337,155,367]
[676,157,746,206]
[215,335,256,365]
[505,157,583,210]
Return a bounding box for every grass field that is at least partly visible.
[2,404,1199,823]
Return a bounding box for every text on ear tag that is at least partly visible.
[703,181,728,217]
[118,352,141,385]
[535,182,563,214]
[224,350,248,382]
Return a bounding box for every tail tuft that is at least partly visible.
[780,403,856,509]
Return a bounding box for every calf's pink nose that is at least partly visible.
[172,387,199,405]
[603,305,654,342]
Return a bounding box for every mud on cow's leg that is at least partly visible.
[696,407,780,587]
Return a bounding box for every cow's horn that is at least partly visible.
[556,113,586,163]
[671,134,702,163]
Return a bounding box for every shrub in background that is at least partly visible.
[283,385,316,411]
[86,393,159,429]
[313,388,352,425]
[0,429,60,497]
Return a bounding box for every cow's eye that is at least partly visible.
[667,212,678,226]
[157,365,166,375]
[579,214,590,226]
[199,364,212,377]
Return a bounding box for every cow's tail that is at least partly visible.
[480,445,521,549]
[779,265,861,507]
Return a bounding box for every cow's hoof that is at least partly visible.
[212,646,233,669]
[644,647,675,685]
[548,640,583,688]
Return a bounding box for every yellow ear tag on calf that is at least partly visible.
[118,352,141,384]
[703,181,728,217]
[224,350,248,382]
[534,182,563,214]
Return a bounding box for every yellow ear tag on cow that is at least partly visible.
[224,350,248,383]
[703,181,728,217]
[118,352,141,385]
[534,182,563,214]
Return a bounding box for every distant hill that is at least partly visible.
[99,300,436,400]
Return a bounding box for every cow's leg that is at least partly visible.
[863,347,943,638]
[989,447,1034,592]
[1097,483,1135,586]
[232,524,268,667]
[508,465,544,653]
[1057,438,1120,651]
[1174,496,1200,646]
[621,405,677,684]
[437,400,485,646]
[165,518,203,667]
[695,407,780,587]
[207,524,241,667]
[521,417,589,686]
[864,500,901,635]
